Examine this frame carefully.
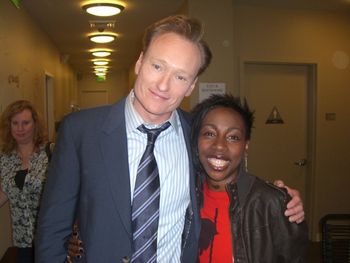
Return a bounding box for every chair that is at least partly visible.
[320,214,350,263]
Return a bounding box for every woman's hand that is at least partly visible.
[66,222,84,263]
[274,180,305,224]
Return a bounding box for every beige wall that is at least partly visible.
[0,1,78,124]
[188,0,350,241]
[187,0,235,108]
[0,0,77,257]
[232,5,350,241]
[77,70,129,107]
[0,203,11,259]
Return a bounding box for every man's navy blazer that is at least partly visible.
[35,98,200,262]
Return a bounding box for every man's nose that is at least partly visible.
[157,73,171,91]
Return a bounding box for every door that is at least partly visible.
[241,62,314,206]
[79,89,108,109]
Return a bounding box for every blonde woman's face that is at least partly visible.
[11,109,35,146]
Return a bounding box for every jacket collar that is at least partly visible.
[229,164,256,206]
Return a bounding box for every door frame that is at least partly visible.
[44,72,55,142]
[238,58,317,240]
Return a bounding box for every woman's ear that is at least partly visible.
[245,141,249,151]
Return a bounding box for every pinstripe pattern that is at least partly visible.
[131,123,170,262]
[126,91,191,262]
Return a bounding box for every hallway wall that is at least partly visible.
[232,4,350,241]
[189,1,350,241]
[0,0,77,257]
[77,69,130,110]
[0,0,78,126]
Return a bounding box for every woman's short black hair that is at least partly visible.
[191,93,254,142]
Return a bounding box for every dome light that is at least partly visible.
[89,33,116,44]
[91,50,111,57]
[83,3,124,17]
[93,59,109,66]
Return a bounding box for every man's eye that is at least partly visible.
[176,75,187,82]
[152,64,161,70]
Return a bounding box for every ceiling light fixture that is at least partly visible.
[89,33,116,43]
[94,66,109,71]
[95,72,107,76]
[91,50,112,57]
[93,59,109,66]
[82,3,124,17]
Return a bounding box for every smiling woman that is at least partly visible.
[190,93,309,262]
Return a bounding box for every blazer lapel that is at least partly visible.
[100,99,132,235]
[177,109,200,238]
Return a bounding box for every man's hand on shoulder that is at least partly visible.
[274,180,305,224]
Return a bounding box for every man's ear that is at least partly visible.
[185,77,198,97]
[134,52,144,75]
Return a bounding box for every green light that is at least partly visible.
[10,0,21,8]
[96,75,106,82]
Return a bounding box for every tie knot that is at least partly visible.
[138,121,171,145]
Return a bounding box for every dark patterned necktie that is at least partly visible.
[131,121,171,263]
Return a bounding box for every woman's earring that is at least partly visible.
[245,154,248,172]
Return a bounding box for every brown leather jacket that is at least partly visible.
[227,170,309,263]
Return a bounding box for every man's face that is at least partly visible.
[133,32,202,124]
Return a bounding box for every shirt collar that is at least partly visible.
[125,89,181,135]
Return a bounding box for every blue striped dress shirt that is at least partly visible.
[125,90,190,262]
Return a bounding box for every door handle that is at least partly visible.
[294,158,307,166]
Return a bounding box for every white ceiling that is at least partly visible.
[22,0,350,76]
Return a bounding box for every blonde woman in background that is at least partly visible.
[0,100,49,263]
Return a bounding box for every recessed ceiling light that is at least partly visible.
[91,50,111,57]
[89,33,117,43]
[94,66,109,72]
[95,71,107,76]
[82,3,124,17]
[93,59,109,66]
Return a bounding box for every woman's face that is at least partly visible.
[198,107,248,191]
[11,109,35,146]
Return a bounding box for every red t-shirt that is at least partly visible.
[198,183,234,263]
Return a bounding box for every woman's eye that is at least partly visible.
[203,131,215,137]
[228,135,240,141]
